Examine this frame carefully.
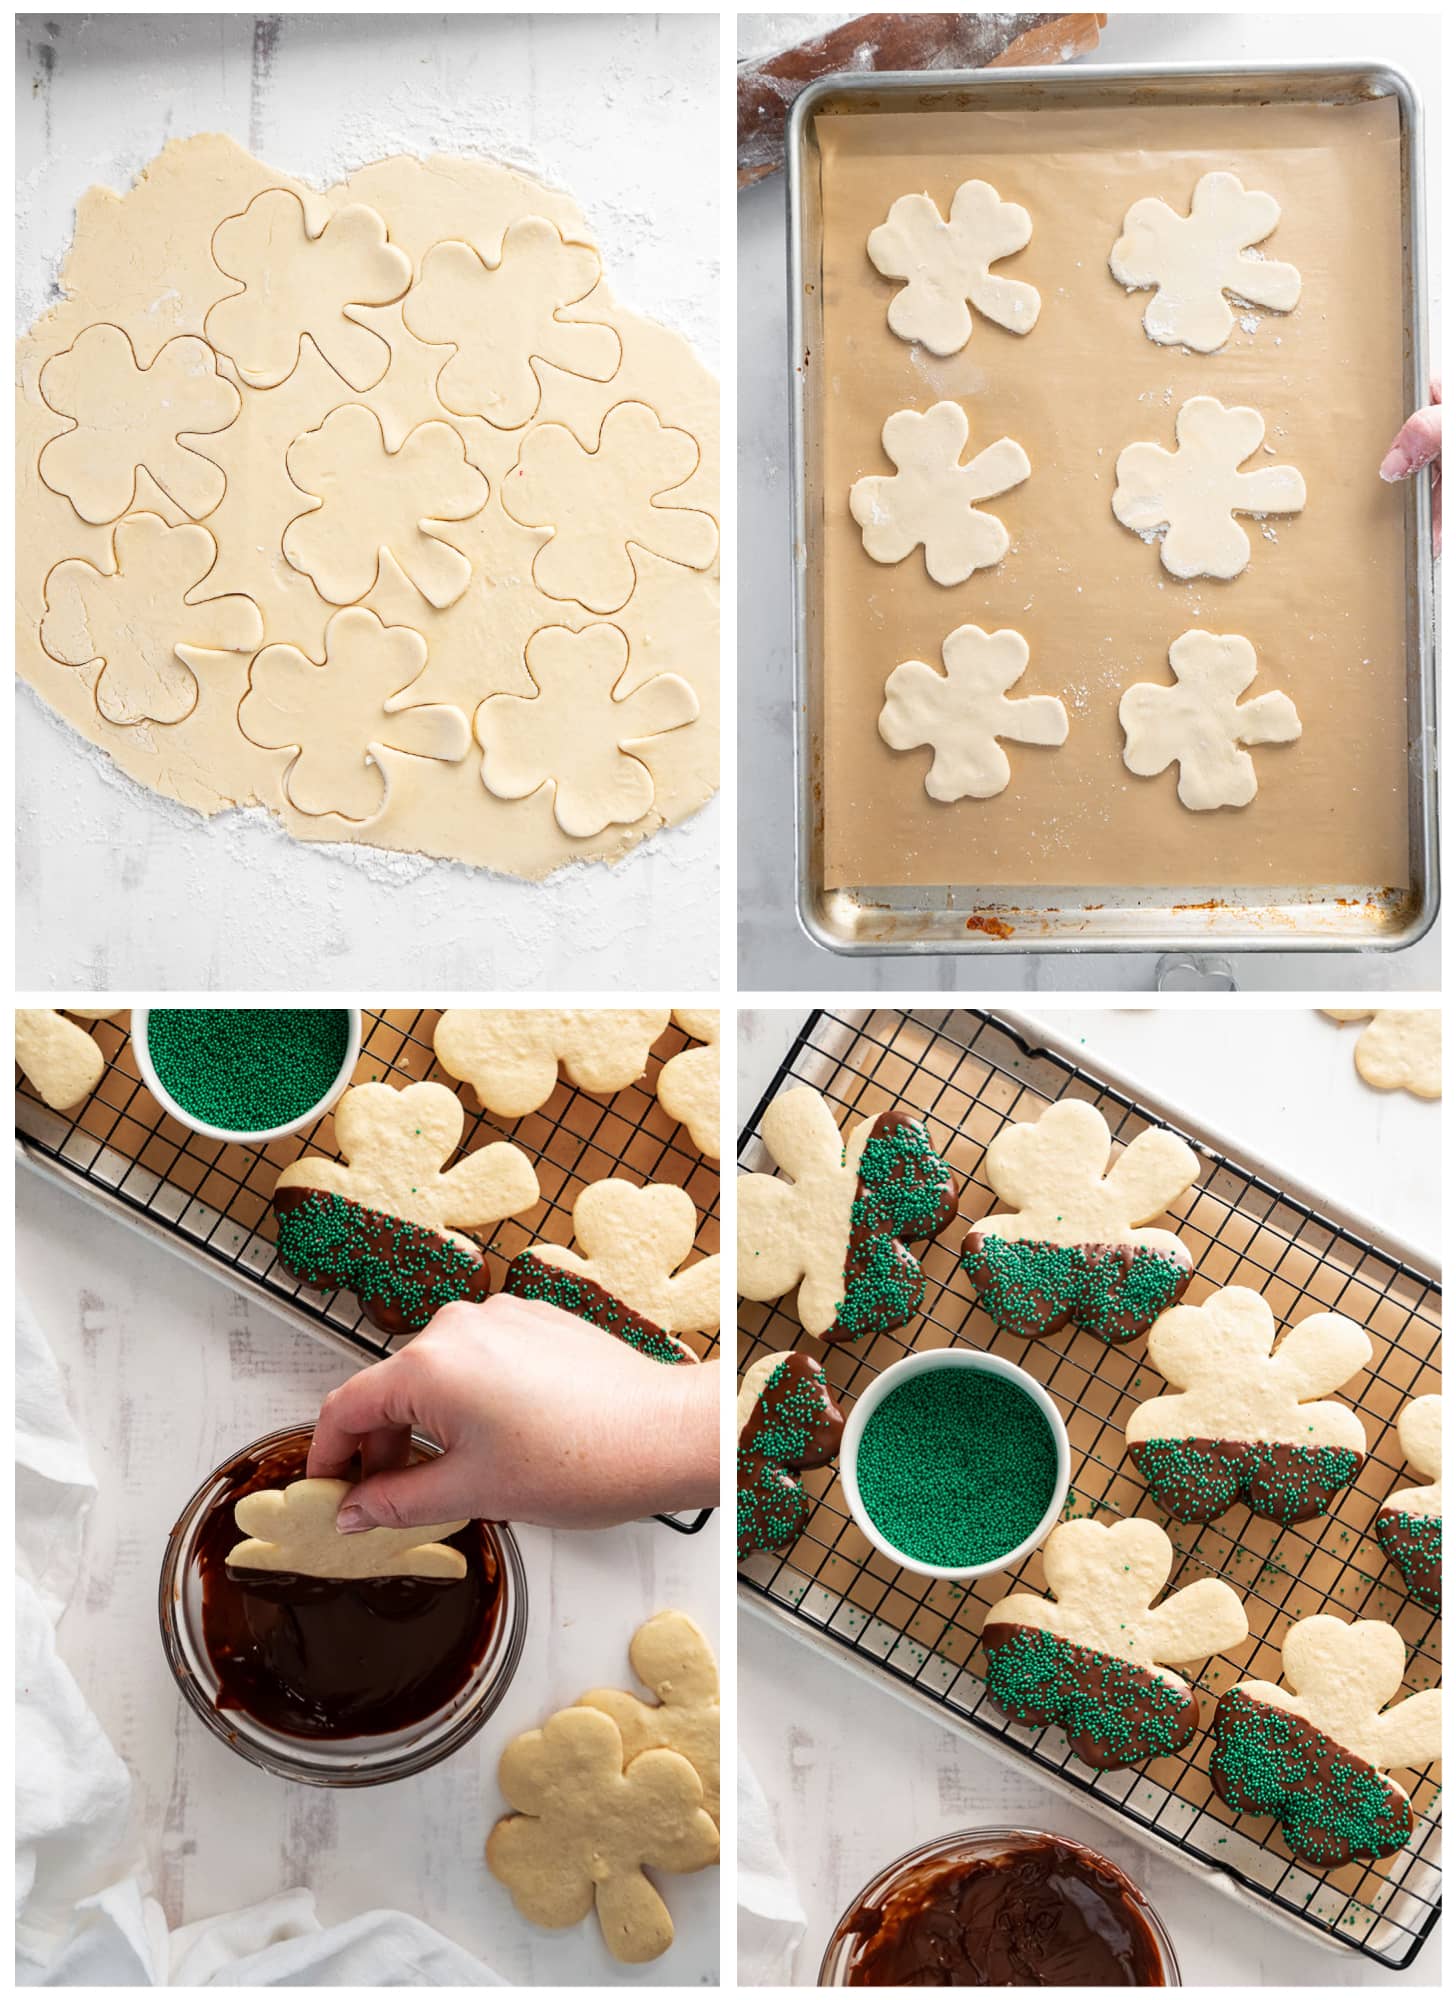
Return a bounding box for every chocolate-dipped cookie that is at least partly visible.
[736,1351,844,1561]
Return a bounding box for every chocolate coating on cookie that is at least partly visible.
[272,1186,491,1337]
[826,1109,960,1344]
[961,1234,1192,1343]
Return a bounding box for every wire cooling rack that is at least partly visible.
[17,1008,718,1534]
[738,1008,1441,1967]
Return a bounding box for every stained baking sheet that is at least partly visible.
[790,64,1435,950]
[737,1008,1441,1966]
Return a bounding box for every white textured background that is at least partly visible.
[17,1164,721,1985]
[16,11,720,990]
[738,1005,1442,1984]
[737,11,1443,992]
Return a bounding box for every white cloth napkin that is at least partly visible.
[736,1752,807,1985]
[14,1295,505,1987]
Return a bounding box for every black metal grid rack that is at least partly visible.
[17,1007,718,1534]
[738,1008,1441,1968]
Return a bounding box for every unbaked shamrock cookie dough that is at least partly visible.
[1109,170,1302,353]
[1113,395,1305,580]
[505,1177,718,1364]
[867,178,1041,354]
[1120,631,1301,811]
[737,1086,959,1342]
[271,1079,539,1334]
[879,624,1068,803]
[960,1098,1198,1344]
[1125,1286,1371,1525]
[981,1516,1249,1770]
[1210,1615,1441,1865]
[17,134,719,877]
[1374,1394,1441,1614]
[850,400,1030,586]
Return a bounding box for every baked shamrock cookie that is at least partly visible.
[960,1098,1199,1343]
[1211,1616,1442,1865]
[981,1516,1248,1769]
[272,1081,539,1336]
[1125,1286,1371,1525]
[580,1610,721,1825]
[1322,1008,1441,1100]
[657,1009,720,1159]
[505,1178,717,1365]
[736,1351,845,1562]
[486,1703,718,1964]
[229,1476,468,1580]
[433,1008,669,1117]
[737,1086,959,1341]
[15,1007,123,1112]
[1374,1394,1441,1614]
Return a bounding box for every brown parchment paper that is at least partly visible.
[811,96,1410,892]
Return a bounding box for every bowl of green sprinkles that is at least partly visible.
[134,1007,363,1145]
[841,1350,1070,1581]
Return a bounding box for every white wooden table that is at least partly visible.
[738,1006,1442,1984]
[15,10,719,991]
[736,10,1442,992]
[17,1167,721,1986]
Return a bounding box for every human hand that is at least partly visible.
[307,1294,720,1531]
[1380,381,1441,554]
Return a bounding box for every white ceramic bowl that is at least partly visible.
[133,1006,362,1145]
[840,1347,1070,1582]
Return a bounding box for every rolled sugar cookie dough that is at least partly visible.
[17,134,719,880]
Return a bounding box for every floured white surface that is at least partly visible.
[17,1166,721,1985]
[17,10,720,987]
[736,9,1440,992]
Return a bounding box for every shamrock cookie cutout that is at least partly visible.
[239,608,471,822]
[38,325,240,525]
[486,1704,718,1964]
[868,178,1040,355]
[476,623,699,838]
[205,188,411,392]
[433,1008,669,1118]
[1109,171,1302,353]
[229,1476,467,1580]
[1120,631,1301,810]
[736,1352,845,1563]
[1322,1010,1441,1100]
[879,624,1068,802]
[1211,1616,1441,1865]
[404,218,621,429]
[982,1517,1249,1770]
[960,1098,1198,1344]
[657,1010,719,1159]
[850,401,1030,586]
[738,1087,959,1342]
[1374,1395,1441,1614]
[503,401,719,617]
[15,1008,122,1112]
[40,513,263,728]
[1113,396,1306,580]
[581,1611,721,1824]
[1125,1287,1371,1525]
[505,1179,717,1365]
[283,404,489,611]
[272,1080,539,1336]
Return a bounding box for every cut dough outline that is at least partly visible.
[501,398,720,616]
[37,322,241,526]
[40,511,264,729]
[238,604,471,823]
[1119,629,1301,811]
[475,621,699,839]
[402,215,623,429]
[878,622,1068,802]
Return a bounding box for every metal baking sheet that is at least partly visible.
[788,63,1436,954]
[738,1008,1441,1967]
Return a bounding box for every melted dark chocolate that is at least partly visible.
[842,1835,1167,1985]
[196,1436,500,1739]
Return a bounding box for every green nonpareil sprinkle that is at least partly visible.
[504,1255,689,1366]
[856,1366,1058,1567]
[1213,1688,1411,1863]
[1130,1437,1360,1525]
[274,1191,478,1330]
[148,1007,350,1131]
[985,1626,1194,1760]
